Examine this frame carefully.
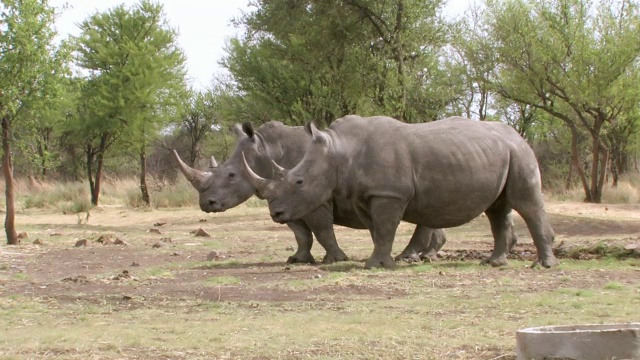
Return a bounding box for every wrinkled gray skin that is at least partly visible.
[245,115,557,269]
[173,121,448,264]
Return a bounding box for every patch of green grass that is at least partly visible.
[141,267,174,279]
[12,273,29,281]
[204,276,241,286]
[604,282,625,290]
[319,261,364,272]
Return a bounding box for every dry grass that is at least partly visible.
[0,201,639,359]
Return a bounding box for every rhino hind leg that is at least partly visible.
[364,197,404,269]
[480,204,513,267]
[285,220,316,264]
[517,207,559,268]
[395,226,433,263]
[420,228,447,262]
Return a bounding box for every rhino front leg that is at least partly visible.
[395,226,434,263]
[303,205,348,264]
[285,220,316,264]
[364,197,405,269]
[420,228,447,262]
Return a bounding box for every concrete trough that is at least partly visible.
[516,323,640,360]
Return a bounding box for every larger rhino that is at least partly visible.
[244,115,558,269]
[173,121,450,264]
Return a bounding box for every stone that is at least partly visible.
[131,261,140,267]
[194,228,211,238]
[207,251,220,261]
[17,232,29,239]
[32,239,44,246]
[153,222,167,227]
[114,238,128,246]
[149,228,162,234]
[96,235,114,245]
[152,241,165,249]
[75,239,88,247]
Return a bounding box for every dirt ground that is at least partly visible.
[1,200,639,359]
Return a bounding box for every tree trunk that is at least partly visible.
[140,146,150,206]
[91,153,104,206]
[569,126,591,202]
[2,116,19,245]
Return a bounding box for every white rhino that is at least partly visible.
[244,115,558,269]
[173,121,451,264]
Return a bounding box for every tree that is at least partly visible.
[0,0,70,244]
[178,88,219,167]
[74,0,186,206]
[224,0,453,126]
[482,0,640,202]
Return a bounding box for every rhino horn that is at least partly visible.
[242,152,273,197]
[210,156,219,168]
[172,149,209,191]
[271,160,287,179]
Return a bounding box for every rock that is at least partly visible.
[285,246,295,251]
[122,295,133,301]
[114,238,128,246]
[624,242,639,250]
[149,228,162,234]
[17,232,29,239]
[96,235,114,245]
[112,270,131,280]
[207,251,220,261]
[199,219,207,223]
[131,261,140,267]
[171,252,180,256]
[32,239,44,245]
[152,241,165,249]
[154,222,167,227]
[194,228,211,238]
[62,275,89,283]
[49,232,63,237]
[75,239,88,247]
[160,237,173,243]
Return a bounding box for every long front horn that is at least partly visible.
[242,152,273,197]
[172,150,209,191]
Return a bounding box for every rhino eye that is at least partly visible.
[228,173,235,178]
[296,179,303,185]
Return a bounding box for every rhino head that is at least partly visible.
[174,122,276,213]
[243,122,337,223]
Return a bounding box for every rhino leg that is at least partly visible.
[302,206,349,264]
[481,204,512,267]
[420,228,447,262]
[517,207,558,268]
[285,220,316,264]
[364,197,403,269]
[395,226,433,263]
[506,212,519,252]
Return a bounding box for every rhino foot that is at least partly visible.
[322,251,349,264]
[395,252,420,263]
[364,255,396,269]
[531,254,559,269]
[287,253,316,264]
[480,254,508,267]
[419,251,439,262]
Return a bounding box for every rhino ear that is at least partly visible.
[307,122,329,145]
[231,123,245,138]
[242,122,255,140]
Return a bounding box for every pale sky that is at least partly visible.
[51,0,469,90]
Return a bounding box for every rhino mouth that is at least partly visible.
[270,210,290,224]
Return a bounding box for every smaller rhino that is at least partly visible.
[174,121,448,264]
